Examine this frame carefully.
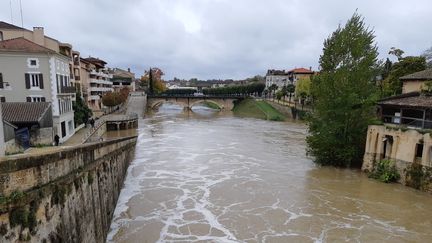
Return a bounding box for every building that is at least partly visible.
[362,68,432,186]
[1,102,53,153]
[287,67,315,85]
[80,57,113,113]
[110,68,136,92]
[400,69,432,94]
[0,21,82,98]
[0,37,75,142]
[265,69,289,90]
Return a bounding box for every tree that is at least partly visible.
[295,78,311,104]
[382,56,426,96]
[388,47,404,61]
[422,46,432,68]
[307,13,379,167]
[268,84,278,99]
[148,67,154,95]
[285,84,295,103]
[73,92,92,126]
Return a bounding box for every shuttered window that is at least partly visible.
[0,73,3,89]
[25,73,44,89]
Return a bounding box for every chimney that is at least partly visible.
[33,27,45,46]
[309,66,312,71]
[127,68,131,72]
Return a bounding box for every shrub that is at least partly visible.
[369,159,400,183]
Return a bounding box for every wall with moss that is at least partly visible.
[0,136,137,242]
[362,125,432,192]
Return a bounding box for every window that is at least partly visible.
[27,58,39,68]
[0,96,5,103]
[31,74,40,87]
[0,31,3,41]
[27,96,45,102]
[416,143,424,159]
[25,73,43,89]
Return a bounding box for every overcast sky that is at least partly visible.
[1,0,431,80]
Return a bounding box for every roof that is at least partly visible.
[111,68,135,79]
[289,68,314,74]
[267,69,287,76]
[400,69,432,81]
[1,102,51,124]
[0,21,24,30]
[83,57,107,66]
[0,37,55,54]
[378,92,432,108]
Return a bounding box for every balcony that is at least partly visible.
[90,78,112,86]
[90,70,112,79]
[89,86,113,92]
[59,85,76,94]
[89,95,101,100]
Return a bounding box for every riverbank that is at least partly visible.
[232,99,286,121]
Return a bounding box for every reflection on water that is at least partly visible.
[107,104,432,242]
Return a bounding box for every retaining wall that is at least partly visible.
[0,136,137,242]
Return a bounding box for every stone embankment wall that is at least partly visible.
[363,125,432,191]
[265,100,295,119]
[0,136,137,242]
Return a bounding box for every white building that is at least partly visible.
[0,38,75,142]
[265,69,289,90]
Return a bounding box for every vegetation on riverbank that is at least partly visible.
[306,13,379,167]
[233,99,285,121]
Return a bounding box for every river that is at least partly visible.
[107,105,432,242]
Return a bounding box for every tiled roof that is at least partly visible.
[83,57,107,65]
[0,21,24,30]
[0,37,54,54]
[378,92,432,108]
[289,68,314,74]
[400,69,432,81]
[1,102,51,124]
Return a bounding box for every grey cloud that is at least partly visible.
[1,0,431,79]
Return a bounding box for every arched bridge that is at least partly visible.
[147,95,245,110]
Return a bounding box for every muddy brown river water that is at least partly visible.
[107,105,432,242]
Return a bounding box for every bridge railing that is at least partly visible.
[147,94,247,98]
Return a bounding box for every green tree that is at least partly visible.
[285,84,295,103]
[268,84,278,99]
[421,46,432,68]
[73,92,92,126]
[383,56,426,96]
[295,78,311,101]
[307,13,379,167]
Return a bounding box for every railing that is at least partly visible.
[82,118,106,143]
[59,85,76,94]
[89,86,113,92]
[382,115,432,129]
[90,78,112,85]
[148,94,247,98]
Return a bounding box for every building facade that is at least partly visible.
[362,68,432,188]
[110,68,136,92]
[80,57,113,113]
[0,38,75,142]
[265,69,289,90]
[287,67,315,85]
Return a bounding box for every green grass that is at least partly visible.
[255,101,286,121]
[233,99,285,121]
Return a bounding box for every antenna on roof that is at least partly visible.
[9,0,14,23]
[19,0,24,35]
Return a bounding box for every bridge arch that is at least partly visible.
[189,100,223,110]
[148,99,188,110]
